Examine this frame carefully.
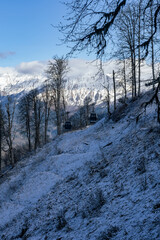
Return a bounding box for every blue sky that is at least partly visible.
[0,0,87,67]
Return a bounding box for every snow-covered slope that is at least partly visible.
[0,91,160,240]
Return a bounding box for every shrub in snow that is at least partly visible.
[100,169,108,178]
[81,188,105,218]
[111,103,128,122]
[88,157,109,178]
[98,226,119,240]
[153,202,160,210]
[118,97,127,104]
[136,156,146,174]
[55,209,67,230]
[97,231,110,240]
[17,225,28,239]
[140,174,148,191]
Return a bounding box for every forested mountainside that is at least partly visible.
[0,90,160,240]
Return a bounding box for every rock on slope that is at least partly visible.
[0,91,160,240]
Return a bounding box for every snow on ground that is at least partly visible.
[0,91,160,240]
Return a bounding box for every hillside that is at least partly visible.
[0,91,160,240]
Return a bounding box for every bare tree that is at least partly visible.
[121,58,127,99]
[46,56,68,135]
[113,70,116,110]
[141,0,160,56]
[150,3,156,89]
[59,0,160,58]
[143,1,160,88]
[137,0,143,96]
[18,92,33,151]
[0,106,2,171]
[4,96,16,167]
[30,89,43,150]
[103,76,111,117]
[0,104,5,171]
[116,4,138,98]
[42,81,53,144]
[83,96,92,125]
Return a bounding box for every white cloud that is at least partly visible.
[16,61,47,75]
[0,59,155,94]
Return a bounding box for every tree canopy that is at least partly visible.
[59,0,160,58]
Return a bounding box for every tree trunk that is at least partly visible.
[131,53,134,98]
[28,120,31,151]
[113,70,116,110]
[44,118,48,144]
[0,114,2,172]
[44,105,50,144]
[133,22,136,98]
[123,59,127,99]
[138,1,142,96]
[57,89,61,135]
[9,143,14,167]
[26,109,31,151]
[34,100,38,150]
[151,6,155,90]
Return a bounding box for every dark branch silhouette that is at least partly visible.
[59,0,160,58]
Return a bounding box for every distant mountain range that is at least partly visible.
[0,59,159,107]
